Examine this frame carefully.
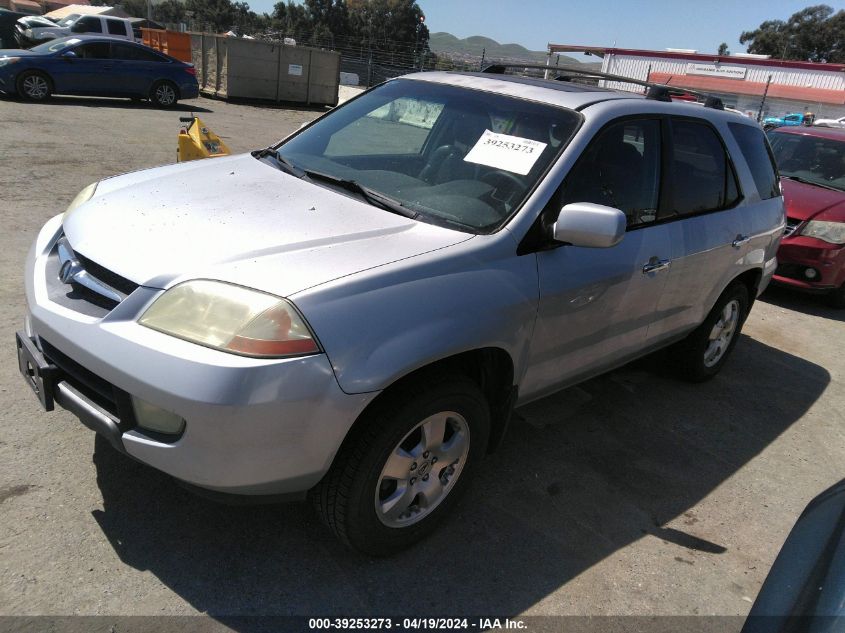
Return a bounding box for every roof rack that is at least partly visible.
[480,63,725,110]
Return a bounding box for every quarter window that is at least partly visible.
[667,119,740,217]
[562,118,662,228]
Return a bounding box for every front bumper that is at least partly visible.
[21,216,376,495]
[773,234,845,294]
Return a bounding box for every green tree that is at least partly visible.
[717,42,729,55]
[156,0,187,24]
[271,0,310,33]
[740,4,845,62]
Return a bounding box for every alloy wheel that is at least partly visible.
[703,299,740,368]
[155,83,176,106]
[375,411,470,527]
[23,75,48,99]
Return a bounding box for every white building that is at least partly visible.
[547,44,845,120]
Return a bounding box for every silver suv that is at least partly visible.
[16,70,784,554]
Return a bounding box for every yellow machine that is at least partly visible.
[176,116,231,162]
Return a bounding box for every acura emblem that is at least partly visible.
[59,257,84,285]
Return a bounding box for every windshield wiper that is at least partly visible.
[302,169,419,219]
[781,174,843,192]
[254,148,306,179]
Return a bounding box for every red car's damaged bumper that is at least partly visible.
[774,232,845,294]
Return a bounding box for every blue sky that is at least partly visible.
[248,0,845,57]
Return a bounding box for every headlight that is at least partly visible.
[139,280,320,358]
[0,57,20,67]
[63,182,98,219]
[801,220,845,245]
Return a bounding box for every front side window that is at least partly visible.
[768,132,845,192]
[274,79,582,232]
[668,119,739,216]
[562,118,662,228]
[74,42,110,59]
[72,17,102,33]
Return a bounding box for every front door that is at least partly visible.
[520,117,672,401]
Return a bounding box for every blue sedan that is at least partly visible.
[0,35,199,107]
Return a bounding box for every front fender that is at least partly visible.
[292,233,538,394]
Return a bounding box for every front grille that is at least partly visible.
[45,236,139,318]
[75,251,140,296]
[39,338,136,432]
[784,217,802,237]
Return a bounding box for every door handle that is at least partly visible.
[732,235,751,248]
[642,258,671,274]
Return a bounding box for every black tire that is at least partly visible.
[16,70,52,101]
[667,283,750,382]
[149,80,178,108]
[310,373,490,556]
[828,284,845,309]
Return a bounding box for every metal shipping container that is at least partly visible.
[191,34,340,106]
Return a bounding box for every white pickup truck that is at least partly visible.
[16,14,139,47]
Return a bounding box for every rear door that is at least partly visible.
[110,42,166,96]
[104,17,129,40]
[647,117,747,343]
[521,116,672,398]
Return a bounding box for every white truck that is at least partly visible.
[16,14,138,47]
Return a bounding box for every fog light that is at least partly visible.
[132,397,186,435]
[804,268,818,280]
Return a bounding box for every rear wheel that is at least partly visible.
[149,80,178,108]
[17,71,52,101]
[310,374,490,556]
[668,283,749,382]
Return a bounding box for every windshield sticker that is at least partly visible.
[463,129,548,175]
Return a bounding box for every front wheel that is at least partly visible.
[17,70,52,101]
[149,80,178,108]
[667,283,749,382]
[310,374,490,556]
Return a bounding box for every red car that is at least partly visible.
[767,126,845,307]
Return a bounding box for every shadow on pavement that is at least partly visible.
[0,93,213,112]
[90,334,829,624]
[759,285,844,323]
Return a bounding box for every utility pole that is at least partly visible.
[757,75,772,122]
[479,47,485,71]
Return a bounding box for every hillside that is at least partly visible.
[429,32,582,65]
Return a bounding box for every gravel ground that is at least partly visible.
[0,93,843,629]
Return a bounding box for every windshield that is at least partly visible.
[769,131,845,192]
[274,79,581,232]
[30,37,81,54]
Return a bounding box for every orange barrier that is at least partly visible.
[141,28,192,63]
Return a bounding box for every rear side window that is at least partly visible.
[562,118,662,228]
[113,43,165,62]
[728,123,780,200]
[668,119,740,217]
[106,19,126,35]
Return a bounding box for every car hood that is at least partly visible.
[781,178,845,222]
[62,154,473,297]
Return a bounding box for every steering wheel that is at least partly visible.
[480,170,525,207]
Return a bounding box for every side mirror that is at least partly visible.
[62,51,77,60]
[552,202,626,248]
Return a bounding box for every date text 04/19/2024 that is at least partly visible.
[307,618,528,630]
